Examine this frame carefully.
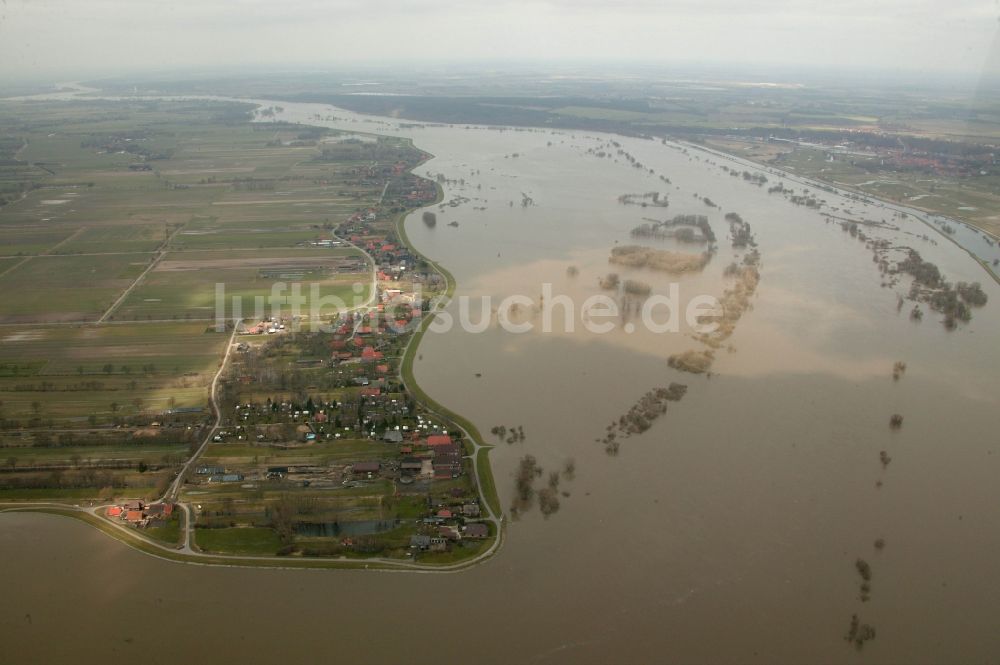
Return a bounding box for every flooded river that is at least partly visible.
[2,97,999,664]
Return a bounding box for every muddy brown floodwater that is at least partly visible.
[2,98,999,664]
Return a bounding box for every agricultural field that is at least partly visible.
[0,252,153,323]
[0,226,79,256]
[56,224,167,254]
[0,99,386,326]
[114,247,370,321]
[169,219,332,251]
[0,257,24,274]
[0,321,228,425]
[0,98,399,504]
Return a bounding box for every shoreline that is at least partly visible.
[392,168,502,518]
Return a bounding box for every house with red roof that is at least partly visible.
[432,443,460,458]
[427,434,453,447]
[434,464,460,479]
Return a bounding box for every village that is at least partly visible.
[97,212,495,558]
[159,160,494,561]
[37,127,498,564]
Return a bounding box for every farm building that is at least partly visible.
[464,523,489,539]
[353,461,380,475]
[426,434,453,447]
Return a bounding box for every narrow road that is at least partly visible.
[164,324,238,502]
[43,227,87,253]
[0,318,217,328]
[0,227,89,279]
[178,502,195,553]
[98,225,183,323]
[0,255,32,279]
[334,229,379,338]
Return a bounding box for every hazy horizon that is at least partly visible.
[0,0,998,84]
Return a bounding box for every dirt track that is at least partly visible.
[155,256,351,271]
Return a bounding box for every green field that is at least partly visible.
[115,257,369,321]
[199,438,389,466]
[144,512,183,545]
[195,526,283,555]
[0,321,228,422]
[0,227,78,256]
[0,257,23,274]
[0,487,109,501]
[0,253,152,322]
[56,224,167,254]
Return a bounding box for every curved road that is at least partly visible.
[0,500,503,574]
[164,325,238,502]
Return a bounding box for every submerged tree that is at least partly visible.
[892,361,907,381]
[845,614,877,650]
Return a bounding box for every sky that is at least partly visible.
[0,0,998,82]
